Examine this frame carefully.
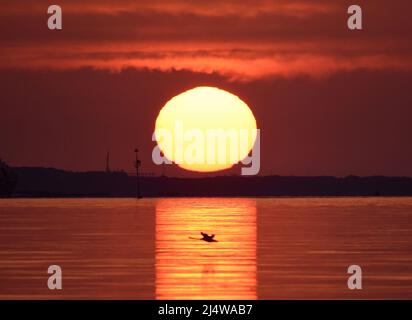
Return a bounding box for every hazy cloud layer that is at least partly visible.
[1,0,411,79]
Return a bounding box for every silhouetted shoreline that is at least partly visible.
[3,166,412,198]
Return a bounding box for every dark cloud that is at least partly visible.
[0,0,411,78]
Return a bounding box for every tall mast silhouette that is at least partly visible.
[134,148,142,199]
[106,151,110,173]
[160,151,166,177]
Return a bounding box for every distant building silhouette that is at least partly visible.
[0,159,17,197]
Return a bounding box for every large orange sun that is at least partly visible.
[155,86,257,173]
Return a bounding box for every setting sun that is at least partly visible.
[154,86,257,173]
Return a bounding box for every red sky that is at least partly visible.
[1,0,412,176]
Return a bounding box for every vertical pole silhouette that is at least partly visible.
[134,148,142,199]
[160,151,166,177]
[106,151,110,173]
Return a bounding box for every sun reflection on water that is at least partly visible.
[155,198,257,300]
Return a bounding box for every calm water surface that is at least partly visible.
[0,197,411,299]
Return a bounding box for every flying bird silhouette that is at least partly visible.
[189,232,218,242]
